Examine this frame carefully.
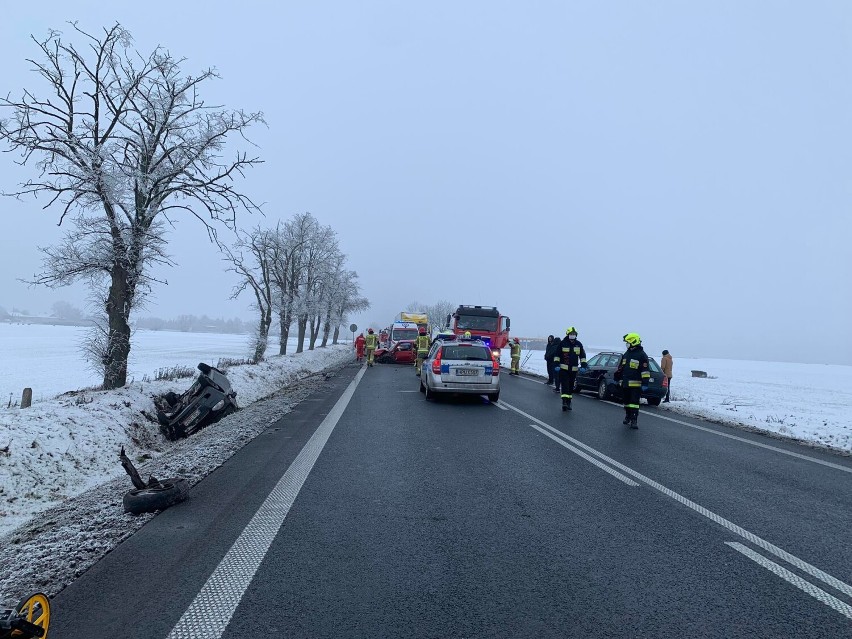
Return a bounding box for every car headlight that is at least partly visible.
[493,349,501,360]
[212,399,225,412]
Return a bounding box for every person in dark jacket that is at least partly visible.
[556,327,588,412]
[544,335,557,384]
[614,333,651,428]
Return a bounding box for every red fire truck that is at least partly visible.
[446,305,511,361]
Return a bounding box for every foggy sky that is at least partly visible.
[1,2,850,365]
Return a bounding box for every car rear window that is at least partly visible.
[442,345,491,361]
[648,358,662,373]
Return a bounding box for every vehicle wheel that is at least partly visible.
[424,384,436,401]
[419,379,426,393]
[123,478,189,515]
[13,592,50,636]
[597,379,609,400]
[647,397,662,406]
[488,392,500,403]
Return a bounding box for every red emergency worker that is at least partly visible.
[355,333,366,362]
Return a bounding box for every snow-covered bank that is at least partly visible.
[515,349,852,453]
[0,344,354,538]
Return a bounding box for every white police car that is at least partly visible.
[420,336,500,402]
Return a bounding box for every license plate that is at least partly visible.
[455,368,478,376]
[182,408,201,425]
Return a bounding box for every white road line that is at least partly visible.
[494,401,509,410]
[500,400,852,599]
[398,390,419,393]
[529,424,639,486]
[640,409,852,474]
[167,367,366,639]
[726,542,852,620]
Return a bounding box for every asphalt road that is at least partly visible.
[49,362,852,638]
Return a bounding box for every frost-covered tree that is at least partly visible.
[422,300,456,331]
[0,24,263,388]
[222,226,274,362]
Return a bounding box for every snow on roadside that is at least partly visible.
[513,349,852,454]
[0,361,350,602]
[0,344,354,538]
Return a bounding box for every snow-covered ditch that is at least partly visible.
[0,343,353,601]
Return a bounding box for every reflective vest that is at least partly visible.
[416,334,431,354]
[365,333,378,349]
[510,342,521,359]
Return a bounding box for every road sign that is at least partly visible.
[349,323,357,333]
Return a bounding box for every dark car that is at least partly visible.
[575,351,668,406]
[156,363,239,440]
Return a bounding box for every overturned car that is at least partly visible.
[156,363,238,440]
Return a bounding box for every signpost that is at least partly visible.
[349,323,357,343]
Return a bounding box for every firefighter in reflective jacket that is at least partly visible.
[364,328,379,367]
[414,327,431,376]
[508,338,521,375]
[557,327,588,412]
[613,332,650,429]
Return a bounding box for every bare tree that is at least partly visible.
[294,219,338,353]
[222,226,274,362]
[0,24,263,388]
[422,300,456,331]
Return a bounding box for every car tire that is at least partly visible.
[488,392,500,403]
[646,397,662,406]
[597,379,609,400]
[123,478,189,515]
[425,384,436,401]
[419,379,425,393]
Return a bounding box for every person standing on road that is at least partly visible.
[661,349,673,402]
[355,332,366,362]
[552,331,563,394]
[415,327,431,376]
[544,335,557,385]
[557,327,588,412]
[614,333,651,428]
[508,338,521,375]
[364,328,379,367]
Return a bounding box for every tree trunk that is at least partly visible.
[332,325,340,345]
[309,313,321,350]
[278,309,289,355]
[102,264,133,389]
[321,310,332,347]
[296,315,308,353]
[253,308,271,362]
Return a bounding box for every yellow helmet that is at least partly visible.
[464,331,471,338]
[623,332,641,346]
[566,326,577,336]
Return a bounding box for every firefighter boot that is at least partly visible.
[623,408,631,425]
[566,398,572,411]
[629,409,639,429]
[562,398,568,412]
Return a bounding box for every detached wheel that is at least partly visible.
[13,592,50,637]
[123,478,189,515]
[597,379,609,400]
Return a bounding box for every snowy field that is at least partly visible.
[0,324,355,538]
[0,323,341,403]
[516,348,852,453]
